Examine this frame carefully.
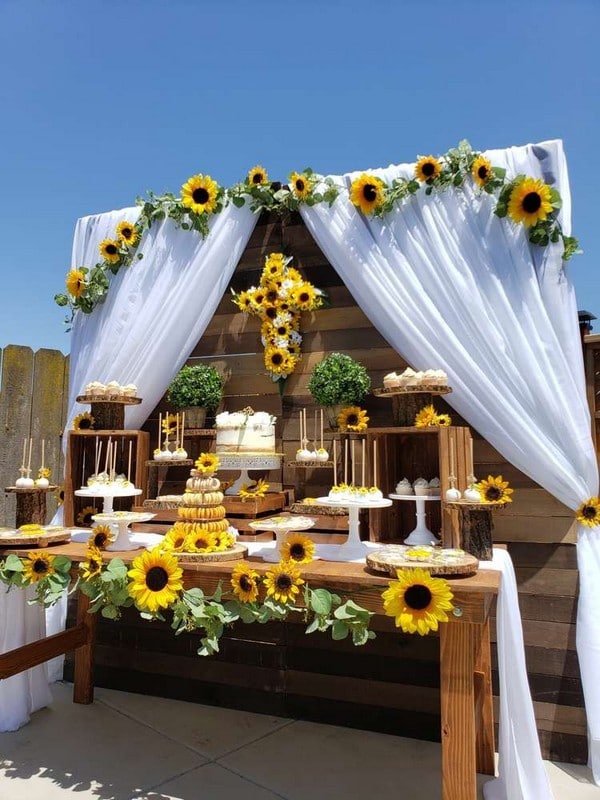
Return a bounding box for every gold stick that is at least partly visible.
[373,439,378,487]
[27,437,33,471]
[158,413,162,450]
[127,440,132,484]
[299,409,303,450]
[351,439,355,486]
[362,438,365,487]
[344,438,348,484]
[320,408,323,450]
[333,438,337,485]
[21,437,26,469]
[41,438,45,471]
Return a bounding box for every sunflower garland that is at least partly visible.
[382,567,454,635]
[575,497,600,528]
[55,141,578,326]
[127,548,184,614]
[232,253,324,387]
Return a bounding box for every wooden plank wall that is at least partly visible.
[0,345,68,527]
[127,210,590,763]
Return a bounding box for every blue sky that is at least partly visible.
[1,0,598,354]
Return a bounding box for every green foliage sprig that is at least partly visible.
[0,553,72,607]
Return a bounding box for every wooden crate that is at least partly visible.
[63,430,150,527]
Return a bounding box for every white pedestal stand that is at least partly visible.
[75,487,144,551]
[217,453,282,495]
[91,511,156,551]
[314,498,392,562]
[249,516,316,563]
[389,494,441,545]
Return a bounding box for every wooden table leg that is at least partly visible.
[440,621,477,800]
[73,590,97,704]
[474,618,495,775]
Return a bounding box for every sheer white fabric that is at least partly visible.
[0,586,52,732]
[66,202,259,431]
[300,139,599,797]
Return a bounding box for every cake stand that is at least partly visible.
[91,510,156,551]
[314,497,392,561]
[75,486,142,514]
[389,493,441,545]
[248,515,316,563]
[217,453,282,495]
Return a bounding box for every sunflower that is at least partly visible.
[238,478,270,501]
[89,524,113,549]
[235,290,255,312]
[261,303,280,321]
[337,406,369,433]
[161,414,177,435]
[66,269,86,298]
[475,475,514,505]
[349,174,386,215]
[265,252,286,270]
[161,526,188,552]
[251,288,266,308]
[116,221,139,247]
[181,173,220,215]
[289,171,312,200]
[77,505,98,526]
[507,177,553,228]
[264,560,304,605]
[80,545,104,580]
[575,497,600,528]
[415,156,442,183]
[127,547,183,613]
[213,530,235,551]
[264,346,295,376]
[194,452,220,475]
[55,486,65,506]
[73,411,95,430]
[99,239,121,264]
[263,283,281,304]
[248,165,268,186]
[184,530,215,552]
[262,262,285,282]
[280,533,315,565]
[414,404,448,428]
[22,551,56,584]
[382,567,454,635]
[291,282,318,311]
[230,562,260,603]
[37,466,51,479]
[472,155,492,187]
[272,320,292,339]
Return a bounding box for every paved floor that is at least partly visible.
[1,682,599,799]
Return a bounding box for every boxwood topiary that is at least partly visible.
[307,352,371,406]
[167,365,224,410]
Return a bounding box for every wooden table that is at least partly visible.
[0,542,500,800]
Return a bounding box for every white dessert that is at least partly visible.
[35,477,50,488]
[397,368,415,387]
[297,448,312,462]
[216,410,276,453]
[172,448,188,461]
[86,381,106,397]
[445,487,462,501]
[105,380,122,397]
[383,371,400,389]
[464,486,482,502]
[433,369,448,386]
[421,369,438,385]
[367,486,384,502]
[395,478,413,495]
[316,448,329,462]
[122,383,138,398]
[428,478,441,495]
[413,477,429,496]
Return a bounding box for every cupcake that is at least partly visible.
[383,371,400,390]
[395,478,413,496]
[397,368,415,387]
[413,477,429,496]
[428,478,441,496]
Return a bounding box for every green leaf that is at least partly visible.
[331,620,349,640]
[5,555,24,571]
[101,605,118,619]
[305,617,322,634]
[309,588,333,615]
[232,195,246,208]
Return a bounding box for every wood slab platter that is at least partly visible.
[367,545,478,576]
[175,542,248,563]
[373,385,452,396]
[0,526,72,548]
[76,394,142,405]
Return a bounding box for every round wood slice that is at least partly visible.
[367,546,478,576]
[0,527,72,548]
[373,385,453,396]
[444,500,508,510]
[76,395,142,405]
[175,543,248,563]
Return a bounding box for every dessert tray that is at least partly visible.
[76,394,142,405]
[0,526,71,547]
[366,545,478,576]
[374,385,452,396]
[92,510,156,551]
[249,515,316,563]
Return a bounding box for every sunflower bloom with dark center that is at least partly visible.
[415,156,442,183]
[181,174,220,215]
[89,524,112,549]
[248,165,268,186]
[66,269,86,298]
[576,497,600,528]
[99,239,121,264]
[264,560,304,604]
[127,548,183,613]
[23,551,56,583]
[472,156,492,188]
[350,174,385,215]
[382,567,454,635]
[280,533,315,565]
[73,412,95,431]
[337,406,369,433]
[77,506,98,526]
[475,475,514,505]
[230,562,260,603]
[507,177,553,228]
[289,171,312,200]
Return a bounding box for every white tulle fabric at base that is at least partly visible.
[299,138,600,797]
[0,586,52,732]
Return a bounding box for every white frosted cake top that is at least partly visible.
[215,411,275,429]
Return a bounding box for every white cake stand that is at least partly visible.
[389,493,441,545]
[75,486,142,514]
[217,453,282,495]
[248,515,316,562]
[314,497,392,562]
[91,511,156,551]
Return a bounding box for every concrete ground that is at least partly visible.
[1,682,599,799]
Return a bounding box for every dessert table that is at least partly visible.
[1,540,498,800]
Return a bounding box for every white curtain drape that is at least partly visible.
[66,202,259,431]
[300,139,599,797]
